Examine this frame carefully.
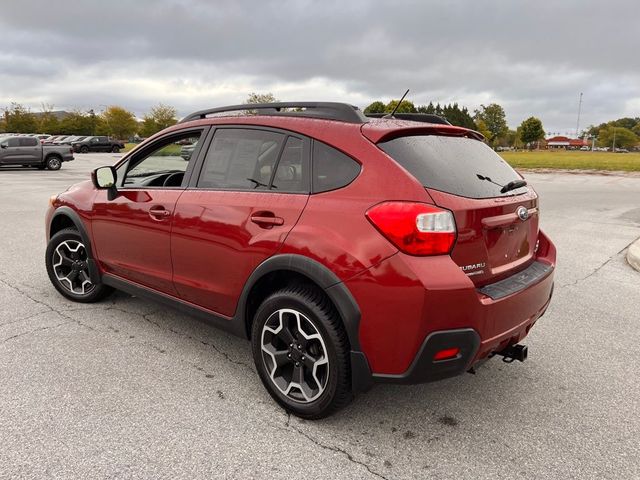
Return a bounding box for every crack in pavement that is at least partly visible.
[0,277,95,331]
[112,308,256,374]
[1,320,73,344]
[281,417,392,480]
[0,275,255,376]
[558,239,638,289]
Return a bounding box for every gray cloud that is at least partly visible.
[0,0,637,132]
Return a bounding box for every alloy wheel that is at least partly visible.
[52,240,94,295]
[260,308,329,403]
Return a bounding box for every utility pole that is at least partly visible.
[575,92,583,138]
[612,127,616,152]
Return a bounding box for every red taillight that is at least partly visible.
[365,202,457,256]
[433,347,460,361]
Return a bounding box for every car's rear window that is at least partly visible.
[379,135,527,199]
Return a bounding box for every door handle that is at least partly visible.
[251,213,284,227]
[149,206,171,220]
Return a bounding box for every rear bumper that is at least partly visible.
[346,230,556,386]
[371,329,481,384]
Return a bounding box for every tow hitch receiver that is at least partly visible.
[495,344,528,363]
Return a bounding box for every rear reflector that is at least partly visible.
[365,202,457,255]
[433,347,460,361]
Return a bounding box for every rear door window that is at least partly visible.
[197,128,285,190]
[271,136,309,193]
[19,137,39,147]
[378,135,526,199]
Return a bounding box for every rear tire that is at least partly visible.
[111,146,120,153]
[80,146,89,153]
[46,156,62,170]
[45,228,113,303]
[251,285,352,419]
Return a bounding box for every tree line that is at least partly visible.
[3,95,638,149]
[0,103,178,140]
[364,99,640,149]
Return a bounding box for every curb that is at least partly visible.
[627,238,640,272]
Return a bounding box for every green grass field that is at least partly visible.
[500,150,640,172]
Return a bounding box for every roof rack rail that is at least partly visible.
[179,102,368,124]
[365,112,452,126]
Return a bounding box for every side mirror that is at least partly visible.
[92,166,118,200]
[0,144,7,149]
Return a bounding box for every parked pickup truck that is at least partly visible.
[0,135,74,170]
[72,136,125,153]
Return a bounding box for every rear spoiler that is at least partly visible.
[365,112,451,125]
[361,120,485,144]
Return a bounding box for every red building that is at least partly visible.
[546,136,588,149]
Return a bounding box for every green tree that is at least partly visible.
[474,119,492,142]
[37,113,60,134]
[509,128,523,149]
[140,103,178,138]
[519,117,545,147]
[245,92,278,104]
[363,101,386,114]
[384,99,417,114]
[36,104,60,134]
[474,103,508,145]
[99,106,138,140]
[597,125,638,149]
[3,103,38,133]
[58,111,98,135]
[442,103,476,129]
[417,102,436,114]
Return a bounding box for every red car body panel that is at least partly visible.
[91,188,182,295]
[171,190,309,316]
[46,111,556,385]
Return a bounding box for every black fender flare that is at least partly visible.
[235,254,373,392]
[49,206,100,283]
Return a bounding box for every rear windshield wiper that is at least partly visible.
[476,174,527,194]
[500,179,527,193]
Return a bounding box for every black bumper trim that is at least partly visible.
[478,261,553,300]
[371,328,480,384]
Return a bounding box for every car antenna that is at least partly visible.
[383,89,410,119]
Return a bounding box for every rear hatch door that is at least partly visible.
[378,134,538,286]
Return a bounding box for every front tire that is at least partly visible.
[251,285,352,419]
[45,228,112,303]
[46,156,62,170]
[80,146,89,153]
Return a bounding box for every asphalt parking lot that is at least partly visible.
[1,154,639,479]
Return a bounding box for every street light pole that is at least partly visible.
[575,92,583,138]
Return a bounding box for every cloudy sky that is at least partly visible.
[0,0,637,133]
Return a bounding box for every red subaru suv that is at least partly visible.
[45,102,555,418]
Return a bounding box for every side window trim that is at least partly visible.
[116,126,209,189]
[266,135,290,189]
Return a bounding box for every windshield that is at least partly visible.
[379,135,527,199]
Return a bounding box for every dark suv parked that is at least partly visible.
[45,102,556,418]
[72,136,125,153]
